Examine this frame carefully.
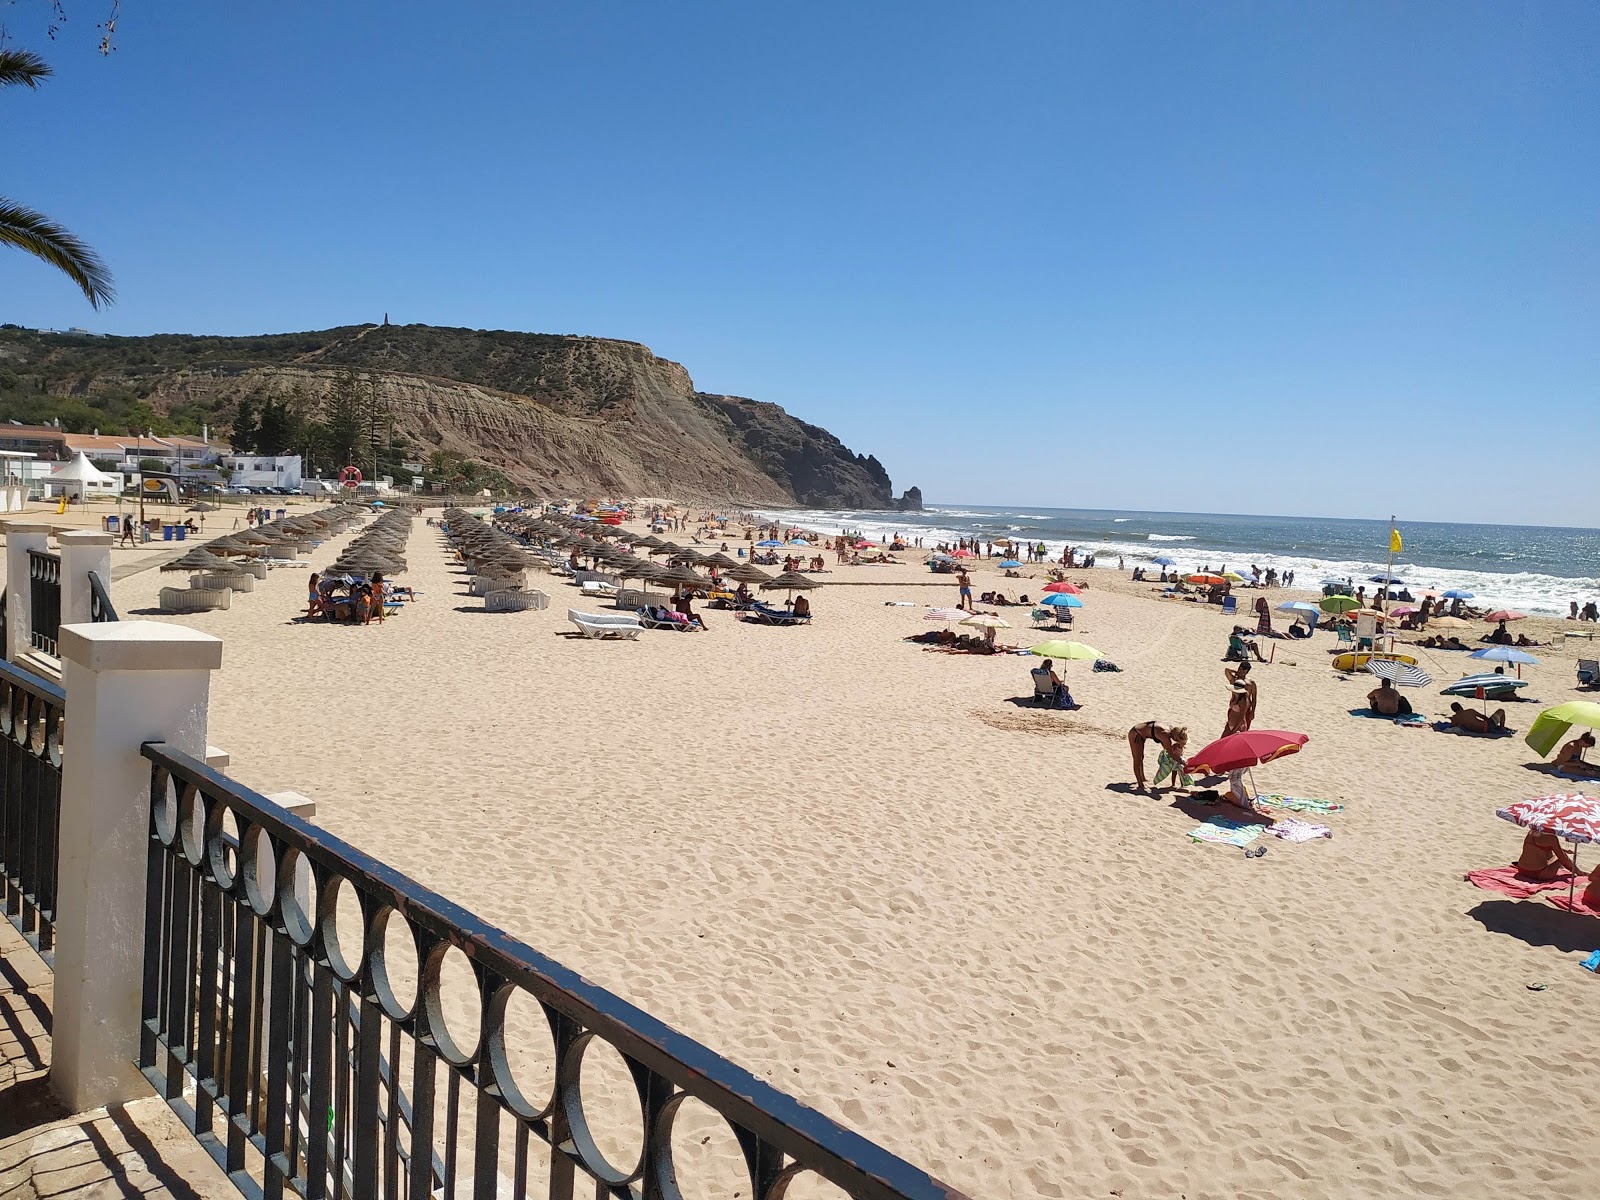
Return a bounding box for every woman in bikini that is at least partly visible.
[1128,722,1189,792]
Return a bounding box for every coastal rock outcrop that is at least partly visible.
[0,323,915,507]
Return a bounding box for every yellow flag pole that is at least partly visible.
[1382,513,1396,608]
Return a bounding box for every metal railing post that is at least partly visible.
[51,619,223,1113]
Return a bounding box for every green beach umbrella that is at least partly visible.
[1319,595,1361,615]
[1028,640,1102,661]
[1524,701,1600,759]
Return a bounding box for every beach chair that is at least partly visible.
[748,602,809,626]
[1335,624,1354,648]
[1220,595,1237,616]
[567,608,642,639]
[1579,659,1599,689]
[1030,667,1055,704]
[637,606,700,631]
[1031,607,1055,627]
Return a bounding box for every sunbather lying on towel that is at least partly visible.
[1514,830,1579,881]
[1448,702,1506,734]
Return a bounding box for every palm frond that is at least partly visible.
[0,50,52,90]
[0,199,115,309]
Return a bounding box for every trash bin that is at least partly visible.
[105,515,119,532]
[175,526,187,541]
[162,524,174,541]
[276,508,286,520]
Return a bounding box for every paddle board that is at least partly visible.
[1331,652,1418,673]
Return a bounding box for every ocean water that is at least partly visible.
[748,504,1600,616]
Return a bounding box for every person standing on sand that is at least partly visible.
[957,569,973,612]
[1223,661,1257,736]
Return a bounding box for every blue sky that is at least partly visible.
[3,2,1595,524]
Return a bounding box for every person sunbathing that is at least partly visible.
[1552,732,1600,776]
[1448,702,1506,734]
[1127,721,1189,792]
[1515,830,1579,880]
[1367,679,1413,716]
[793,594,811,618]
[1514,633,1539,647]
[1483,621,1513,645]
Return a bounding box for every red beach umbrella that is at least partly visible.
[1497,792,1600,903]
[1186,730,1309,775]
[951,549,974,558]
[1043,581,1082,594]
[1484,610,1527,622]
[1185,574,1228,586]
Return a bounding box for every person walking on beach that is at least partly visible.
[957,568,973,612]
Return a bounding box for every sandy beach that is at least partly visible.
[88,502,1600,1198]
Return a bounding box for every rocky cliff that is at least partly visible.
[0,323,922,509]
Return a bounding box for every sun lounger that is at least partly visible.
[580,580,620,597]
[746,602,810,626]
[637,605,701,631]
[567,608,642,639]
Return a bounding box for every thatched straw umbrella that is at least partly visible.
[760,570,820,604]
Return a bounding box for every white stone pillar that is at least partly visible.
[51,620,223,1113]
[4,523,52,662]
[58,531,113,627]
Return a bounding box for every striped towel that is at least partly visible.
[1257,793,1344,815]
[1153,749,1193,789]
[1188,818,1262,848]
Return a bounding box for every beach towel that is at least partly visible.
[1270,818,1332,842]
[1464,866,1588,900]
[1256,793,1344,815]
[1152,749,1193,789]
[1348,708,1427,726]
[1432,721,1515,738]
[1547,893,1600,917]
[1188,818,1262,848]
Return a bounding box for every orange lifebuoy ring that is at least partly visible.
[339,466,363,488]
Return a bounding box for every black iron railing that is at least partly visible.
[27,549,61,656]
[89,569,118,623]
[139,743,964,1200]
[0,657,64,964]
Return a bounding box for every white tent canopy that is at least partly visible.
[49,452,118,497]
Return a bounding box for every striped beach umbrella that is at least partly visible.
[1442,672,1528,697]
[1367,658,1432,688]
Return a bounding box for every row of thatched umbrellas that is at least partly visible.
[327,507,414,578]
[440,509,540,586]
[493,512,822,603]
[161,504,369,575]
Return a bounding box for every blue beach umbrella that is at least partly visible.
[756,539,782,547]
[999,559,1023,568]
[1151,555,1176,566]
[1040,593,1083,608]
[1470,645,1539,678]
[1442,589,1474,599]
[1370,574,1404,585]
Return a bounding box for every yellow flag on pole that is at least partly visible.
[1390,527,1403,554]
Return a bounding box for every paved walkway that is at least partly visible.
[0,922,237,1200]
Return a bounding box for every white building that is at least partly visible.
[222,454,303,489]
